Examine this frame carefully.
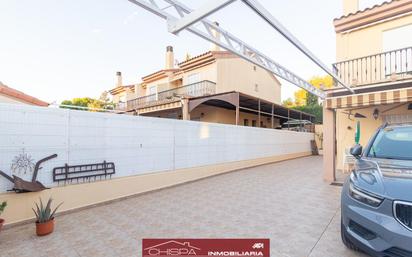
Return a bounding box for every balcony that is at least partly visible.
[333,46,412,87]
[127,80,216,111]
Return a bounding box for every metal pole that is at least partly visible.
[271,103,274,129]
[288,109,290,130]
[242,0,354,93]
[258,99,261,127]
[127,0,328,98]
[169,0,237,34]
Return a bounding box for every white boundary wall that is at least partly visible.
[0,104,313,192]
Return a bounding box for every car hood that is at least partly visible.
[354,158,412,201]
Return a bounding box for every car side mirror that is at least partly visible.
[350,144,362,158]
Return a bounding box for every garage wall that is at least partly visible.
[0,104,313,193]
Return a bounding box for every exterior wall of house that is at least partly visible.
[216,57,281,104]
[324,2,412,182]
[144,76,170,96]
[335,103,412,171]
[336,14,412,61]
[314,124,323,151]
[112,91,133,104]
[182,62,218,85]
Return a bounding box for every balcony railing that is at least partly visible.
[127,80,216,110]
[333,46,412,86]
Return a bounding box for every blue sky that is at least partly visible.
[0,0,384,103]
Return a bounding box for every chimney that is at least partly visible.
[165,46,174,69]
[343,0,359,16]
[116,71,122,87]
[210,22,221,51]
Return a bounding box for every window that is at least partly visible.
[254,84,259,92]
[187,73,200,84]
[148,85,157,95]
[253,65,257,71]
[119,95,126,103]
[383,24,412,52]
[252,120,257,127]
[244,119,249,126]
[383,24,412,74]
[368,126,412,160]
[147,85,158,101]
[260,121,264,127]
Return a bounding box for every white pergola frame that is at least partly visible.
[127,0,354,99]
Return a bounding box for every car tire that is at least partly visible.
[341,220,359,251]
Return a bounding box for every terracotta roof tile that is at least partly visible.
[334,0,398,21]
[0,83,48,106]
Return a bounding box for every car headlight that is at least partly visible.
[349,173,383,207]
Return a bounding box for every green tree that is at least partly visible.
[293,75,333,107]
[60,92,113,111]
[286,75,333,123]
[293,104,323,124]
[282,98,295,108]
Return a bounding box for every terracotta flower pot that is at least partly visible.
[0,218,4,232]
[36,219,54,236]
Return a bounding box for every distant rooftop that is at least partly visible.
[0,82,48,106]
[334,0,398,21]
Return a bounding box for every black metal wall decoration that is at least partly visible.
[11,149,35,176]
[0,154,58,193]
[52,161,115,185]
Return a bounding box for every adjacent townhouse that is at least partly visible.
[0,82,48,106]
[110,44,314,129]
[323,0,412,181]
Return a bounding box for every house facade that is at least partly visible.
[110,45,314,128]
[323,0,412,181]
[0,82,48,106]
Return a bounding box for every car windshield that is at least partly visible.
[368,126,412,160]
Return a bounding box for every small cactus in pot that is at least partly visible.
[32,197,63,236]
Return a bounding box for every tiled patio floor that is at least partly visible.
[0,156,366,257]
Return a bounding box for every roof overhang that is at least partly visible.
[334,0,412,33]
[0,84,48,106]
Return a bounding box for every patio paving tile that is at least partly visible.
[0,156,366,257]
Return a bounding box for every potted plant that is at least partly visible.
[32,197,63,236]
[0,201,7,231]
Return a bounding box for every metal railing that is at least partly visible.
[333,46,412,86]
[127,80,216,110]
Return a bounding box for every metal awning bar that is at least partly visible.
[242,0,354,93]
[168,0,237,34]
[127,0,330,98]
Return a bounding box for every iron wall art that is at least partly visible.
[11,149,35,176]
[52,161,115,185]
[0,153,57,193]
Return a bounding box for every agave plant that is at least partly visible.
[0,201,6,216]
[32,198,63,223]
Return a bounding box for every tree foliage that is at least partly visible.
[282,98,294,108]
[282,75,334,124]
[293,104,323,124]
[60,91,113,111]
[292,75,333,107]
